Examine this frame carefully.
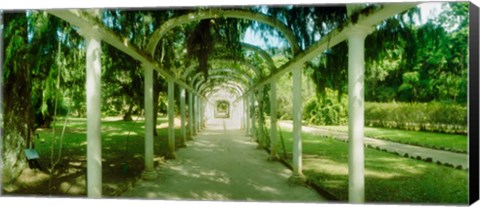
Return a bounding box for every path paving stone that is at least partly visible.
[120,119,325,202]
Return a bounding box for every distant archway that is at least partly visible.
[214,100,230,118]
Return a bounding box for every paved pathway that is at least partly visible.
[278,121,468,169]
[120,119,325,202]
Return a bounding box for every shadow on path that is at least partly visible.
[120,119,325,202]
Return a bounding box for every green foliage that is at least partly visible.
[277,127,468,203]
[303,88,348,126]
[365,3,468,103]
[365,102,467,134]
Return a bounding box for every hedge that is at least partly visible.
[303,100,467,134]
[364,102,467,134]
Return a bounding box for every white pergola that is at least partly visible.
[47,3,418,202]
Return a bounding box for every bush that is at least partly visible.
[303,89,348,126]
[365,102,467,134]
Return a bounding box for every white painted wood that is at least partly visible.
[250,93,256,139]
[168,78,176,158]
[145,10,300,56]
[270,81,278,159]
[292,67,303,176]
[85,27,102,198]
[188,92,194,137]
[180,88,187,146]
[257,86,265,147]
[347,25,371,204]
[195,96,200,133]
[245,96,250,136]
[142,66,157,180]
[46,10,197,94]
[236,3,418,100]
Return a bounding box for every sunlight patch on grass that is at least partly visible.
[312,125,467,153]
[273,125,468,203]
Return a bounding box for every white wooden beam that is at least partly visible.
[146,9,300,57]
[291,67,304,180]
[239,3,418,99]
[347,24,371,205]
[269,80,279,160]
[142,66,157,180]
[46,9,198,94]
[82,10,102,197]
[167,78,176,159]
[188,91,194,138]
[180,88,187,147]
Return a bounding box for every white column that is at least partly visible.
[245,96,250,136]
[269,81,279,160]
[199,99,202,128]
[188,92,194,138]
[167,78,176,159]
[250,92,256,139]
[85,27,102,198]
[347,25,370,203]
[142,66,157,180]
[240,99,245,130]
[192,95,197,135]
[180,88,187,147]
[257,86,265,148]
[200,99,205,128]
[195,96,200,133]
[291,67,304,180]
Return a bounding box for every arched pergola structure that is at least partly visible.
[145,9,301,57]
[46,3,419,202]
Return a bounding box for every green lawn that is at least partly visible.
[317,125,467,153]
[276,127,468,204]
[34,117,180,160]
[28,117,186,196]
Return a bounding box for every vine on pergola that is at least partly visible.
[186,16,247,80]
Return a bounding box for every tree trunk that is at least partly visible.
[2,12,32,186]
[123,102,134,121]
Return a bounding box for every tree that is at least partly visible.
[2,11,32,186]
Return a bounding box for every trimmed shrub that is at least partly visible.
[365,102,467,134]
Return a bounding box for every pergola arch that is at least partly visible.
[195,75,250,93]
[145,9,300,58]
[45,4,421,201]
[202,82,245,97]
[190,68,253,90]
[203,84,242,97]
[182,58,262,82]
[180,43,275,82]
[240,43,276,71]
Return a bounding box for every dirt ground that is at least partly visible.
[2,136,170,197]
[2,149,161,197]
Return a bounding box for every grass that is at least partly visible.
[276,126,468,204]
[13,116,187,196]
[35,117,184,161]
[317,125,467,153]
[20,117,468,204]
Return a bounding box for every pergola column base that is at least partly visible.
[141,170,158,180]
[267,154,280,161]
[166,152,177,160]
[256,143,266,149]
[288,174,307,185]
